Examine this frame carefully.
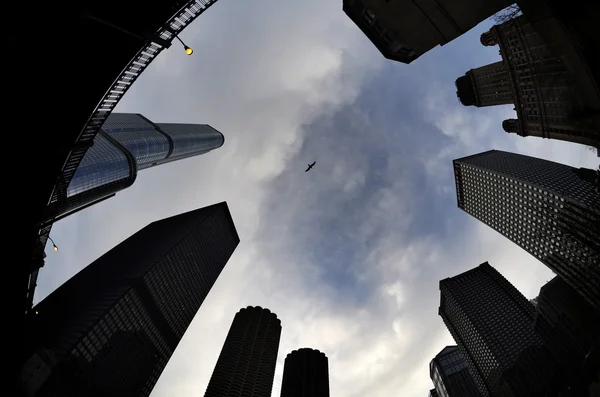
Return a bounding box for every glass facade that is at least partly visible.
[439,262,547,397]
[453,150,600,311]
[56,113,224,219]
[156,123,224,165]
[22,203,240,397]
[204,307,281,397]
[102,113,170,169]
[430,346,482,397]
[66,133,132,197]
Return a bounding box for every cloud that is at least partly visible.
[37,2,598,397]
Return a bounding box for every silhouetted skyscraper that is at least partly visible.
[534,277,600,388]
[429,346,482,397]
[45,113,225,223]
[453,150,600,311]
[342,0,512,64]
[280,348,330,397]
[439,262,554,397]
[204,306,281,397]
[456,15,600,150]
[20,202,240,397]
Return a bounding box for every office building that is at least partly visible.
[204,306,281,397]
[20,202,240,397]
[342,0,511,64]
[456,15,600,150]
[281,348,330,397]
[439,262,555,397]
[534,277,600,387]
[46,113,224,223]
[453,150,600,311]
[429,346,482,397]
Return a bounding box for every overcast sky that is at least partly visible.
[37,1,599,396]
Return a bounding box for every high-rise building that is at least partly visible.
[453,150,600,311]
[439,262,555,397]
[534,277,600,387]
[280,348,330,397]
[456,15,600,150]
[20,202,240,397]
[342,0,511,64]
[45,113,224,223]
[204,306,281,397]
[429,346,482,397]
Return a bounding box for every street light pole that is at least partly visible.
[173,35,193,55]
[47,236,58,252]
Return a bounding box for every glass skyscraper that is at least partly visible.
[49,113,224,221]
[453,150,600,311]
[21,202,239,397]
[429,346,482,397]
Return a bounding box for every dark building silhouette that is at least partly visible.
[456,15,600,150]
[342,0,512,64]
[45,113,225,225]
[439,262,555,397]
[20,202,240,397]
[204,306,281,397]
[516,0,600,120]
[453,150,600,311]
[534,277,600,390]
[429,346,482,397]
[30,113,225,313]
[429,389,439,397]
[280,348,330,397]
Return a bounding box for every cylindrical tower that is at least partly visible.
[280,348,329,397]
[204,306,281,397]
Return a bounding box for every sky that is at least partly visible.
[36,1,599,396]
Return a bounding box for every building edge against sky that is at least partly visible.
[456,14,600,152]
[280,348,330,397]
[439,262,553,397]
[429,345,482,397]
[342,0,512,64]
[453,149,600,311]
[45,113,225,225]
[21,202,239,397]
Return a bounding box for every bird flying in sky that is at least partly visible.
[305,161,316,172]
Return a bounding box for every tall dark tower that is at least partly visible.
[453,150,600,311]
[45,113,225,224]
[429,346,482,397]
[280,348,330,397]
[439,262,555,397]
[456,15,600,150]
[342,0,512,64]
[20,202,240,397]
[534,277,600,388]
[204,306,281,397]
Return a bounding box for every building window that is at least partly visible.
[363,9,375,25]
